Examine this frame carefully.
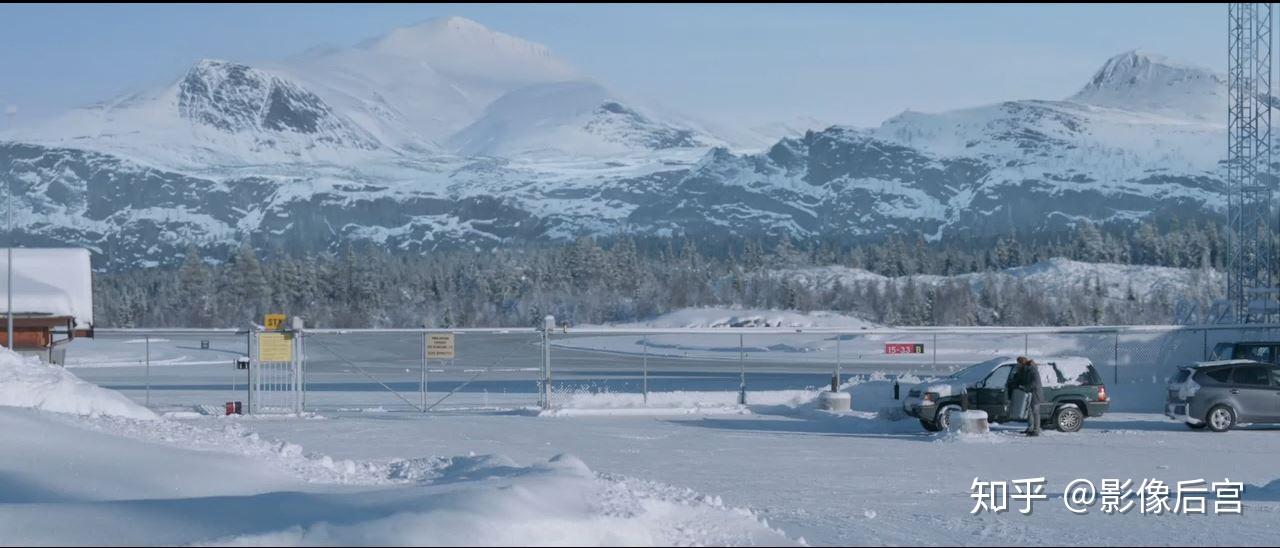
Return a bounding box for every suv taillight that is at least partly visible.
[1097,386,1108,402]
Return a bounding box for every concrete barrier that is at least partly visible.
[817,391,851,412]
[946,409,989,434]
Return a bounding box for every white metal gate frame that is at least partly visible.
[248,327,303,414]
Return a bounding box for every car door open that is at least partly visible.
[975,364,1013,418]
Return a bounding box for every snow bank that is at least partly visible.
[595,307,878,329]
[0,348,156,420]
[552,388,820,411]
[200,454,797,547]
[1,406,797,546]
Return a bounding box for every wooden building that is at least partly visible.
[0,248,94,364]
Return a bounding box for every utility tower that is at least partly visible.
[1227,2,1277,323]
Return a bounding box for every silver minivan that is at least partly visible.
[1166,360,1280,432]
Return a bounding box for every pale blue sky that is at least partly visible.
[0,3,1222,130]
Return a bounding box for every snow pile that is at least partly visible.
[933,429,1013,444]
[597,307,878,329]
[545,375,924,424]
[0,406,797,546]
[0,348,156,420]
[201,454,797,546]
[547,387,821,416]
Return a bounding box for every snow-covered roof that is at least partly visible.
[1186,359,1264,369]
[0,248,93,328]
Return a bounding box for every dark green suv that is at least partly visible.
[902,356,1111,432]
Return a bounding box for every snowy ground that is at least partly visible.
[230,379,1280,546]
[0,350,793,546]
[9,339,1280,546]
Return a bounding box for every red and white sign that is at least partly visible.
[885,343,925,355]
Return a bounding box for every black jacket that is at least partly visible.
[1013,366,1044,399]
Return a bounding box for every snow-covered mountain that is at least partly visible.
[1068,49,1225,121]
[12,16,712,165]
[0,29,1238,269]
[448,81,713,158]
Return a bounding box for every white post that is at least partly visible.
[932,332,938,369]
[292,317,304,415]
[248,327,257,414]
[642,334,649,405]
[427,330,432,409]
[738,333,746,405]
[144,335,151,408]
[542,315,554,409]
[5,175,11,352]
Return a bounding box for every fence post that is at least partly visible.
[833,334,841,391]
[738,333,746,405]
[144,335,151,408]
[1024,332,1029,355]
[1113,330,1120,385]
[299,327,306,413]
[421,327,428,413]
[542,315,554,409]
[642,334,649,405]
[247,326,256,415]
[1202,328,1208,361]
[932,332,937,369]
[292,317,304,415]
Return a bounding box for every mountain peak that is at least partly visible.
[366,16,552,61]
[354,16,578,87]
[1068,50,1223,119]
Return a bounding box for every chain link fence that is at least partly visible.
[59,324,1280,415]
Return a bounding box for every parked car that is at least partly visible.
[902,356,1110,432]
[1165,359,1280,432]
[1210,342,1280,364]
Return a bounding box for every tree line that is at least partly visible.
[93,220,1228,328]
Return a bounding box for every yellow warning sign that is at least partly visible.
[264,314,287,331]
[258,332,294,362]
[427,333,455,359]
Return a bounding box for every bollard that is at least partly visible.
[893,378,900,400]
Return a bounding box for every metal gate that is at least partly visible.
[248,329,302,414]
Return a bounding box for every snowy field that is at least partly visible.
[8,329,1280,546]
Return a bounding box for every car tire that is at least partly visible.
[1206,405,1236,433]
[1185,421,1207,430]
[920,418,942,432]
[934,404,961,431]
[1053,404,1085,433]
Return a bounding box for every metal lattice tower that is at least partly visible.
[1227,3,1277,323]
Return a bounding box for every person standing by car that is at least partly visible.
[1008,356,1031,423]
[1021,358,1045,436]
